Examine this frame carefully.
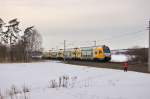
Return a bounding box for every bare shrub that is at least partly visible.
[48,75,78,89]
[22,85,30,99]
[49,80,58,88]
[0,89,4,99]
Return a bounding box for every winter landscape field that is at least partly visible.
[0,61,150,99]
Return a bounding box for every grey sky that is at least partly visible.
[0,0,149,50]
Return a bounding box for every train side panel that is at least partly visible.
[42,52,50,59]
[50,51,58,59]
[57,49,64,60]
[81,47,93,60]
[72,48,82,60]
[42,45,111,62]
[64,49,73,60]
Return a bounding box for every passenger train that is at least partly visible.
[42,45,111,62]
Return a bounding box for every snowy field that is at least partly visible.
[0,61,150,99]
[111,54,128,62]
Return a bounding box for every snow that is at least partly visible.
[111,54,128,62]
[0,61,150,99]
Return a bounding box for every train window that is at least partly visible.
[99,50,102,54]
[95,51,97,55]
[73,52,75,55]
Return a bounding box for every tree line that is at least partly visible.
[127,47,148,63]
[0,18,42,62]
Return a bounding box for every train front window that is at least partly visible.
[103,48,110,53]
[99,50,102,54]
[95,51,97,55]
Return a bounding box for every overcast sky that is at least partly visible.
[0,0,150,50]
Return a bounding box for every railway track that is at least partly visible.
[62,60,149,73]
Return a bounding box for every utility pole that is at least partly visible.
[148,21,150,72]
[64,40,66,61]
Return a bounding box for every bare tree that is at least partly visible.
[0,18,21,62]
[23,26,42,62]
[0,18,42,62]
[0,18,8,62]
[127,47,148,63]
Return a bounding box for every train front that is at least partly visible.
[103,45,111,61]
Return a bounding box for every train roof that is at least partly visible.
[47,45,109,52]
[80,45,108,49]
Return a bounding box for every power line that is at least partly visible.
[97,29,146,42]
[51,29,147,50]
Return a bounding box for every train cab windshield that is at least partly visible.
[103,46,110,53]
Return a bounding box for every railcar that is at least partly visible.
[50,50,58,59]
[42,45,111,62]
[71,48,82,60]
[102,45,111,61]
[57,49,64,60]
[64,48,73,60]
[93,46,111,61]
[77,45,111,61]
[42,51,51,59]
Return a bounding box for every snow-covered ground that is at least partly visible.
[111,54,128,62]
[0,61,150,99]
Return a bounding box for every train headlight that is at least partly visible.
[104,53,111,57]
